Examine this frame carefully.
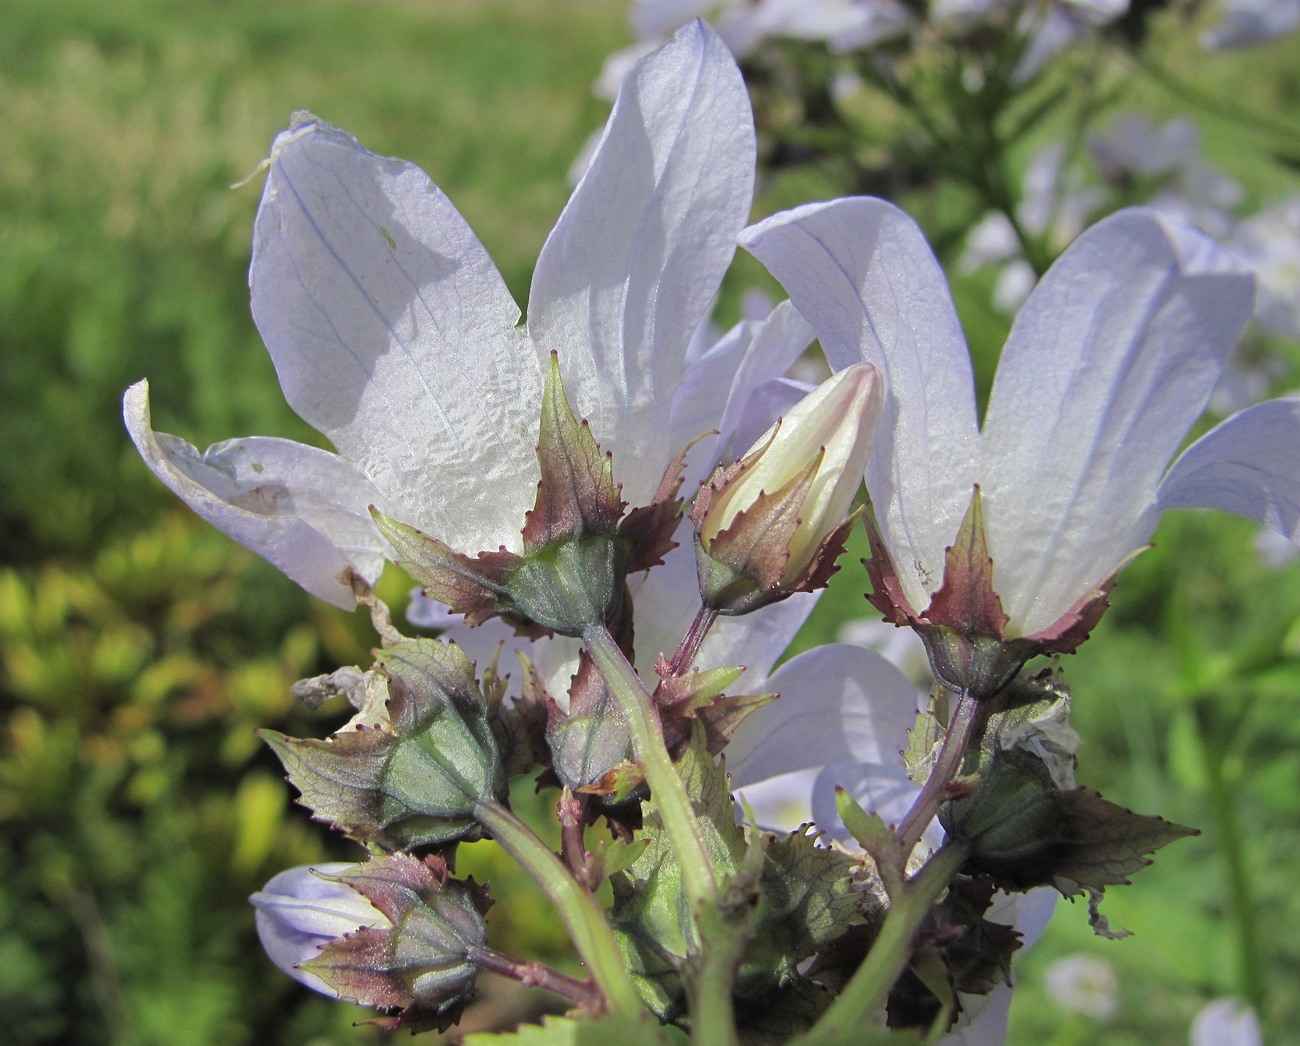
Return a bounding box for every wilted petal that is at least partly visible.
[250,113,539,554]
[726,644,916,788]
[981,209,1254,635]
[1158,396,1300,541]
[741,198,980,615]
[124,381,385,608]
[529,20,756,507]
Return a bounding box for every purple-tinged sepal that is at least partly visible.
[264,853,491,1033]
[867,487,1115,698]
[259,639,507,849]
[692,363,882,615]
[376,355,690,637]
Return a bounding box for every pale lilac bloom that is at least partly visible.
[1190,998,1263,1046]
[126,22,770,610]
[250,863,387,996]
[1226,195,1300,338]
[1201,0,1300,50]
[1088,114,1243,239]
[744,199,1300,640]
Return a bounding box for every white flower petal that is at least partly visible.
[670,299,814,489]
[981,208,1254,634]
[124,381,385,609]
[529,20,756,507]
[249,113,540,554]
[741,198,980,613]
[726,644,916,788]
[1158,396,1300,542]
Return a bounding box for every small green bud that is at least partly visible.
[261,639,507,850]
[939,751,1065,888]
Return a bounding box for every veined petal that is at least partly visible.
[741,198,980,615]
[250,113,540,554]
[1157,396,1300,541]
[528,20,756,507]
[124,381,385,608]
[726,644,916,788]
[981,209,1254,635]
[670,299,815,489]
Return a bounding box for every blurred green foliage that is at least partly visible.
[1,0,1298,1043]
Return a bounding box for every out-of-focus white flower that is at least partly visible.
[126,22,783,611]
[1202,0,1300,50]
[1190,997,1263,1045]
[250,864,388,996]
[1088,114,1244,239]
[1227,195,1300,338]
[745,199,1300,651]
[960,142,1105,311]
[1043,953,1120,1020]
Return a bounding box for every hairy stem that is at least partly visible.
[466,944,604,1010]
[667,606,719,676]
[473,799,644,1017]
[896,690,981,855]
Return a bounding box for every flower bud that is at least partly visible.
[251,863,386,996]
[251,854,490,1032]
[260,639,507,850]
[692,363,882,614]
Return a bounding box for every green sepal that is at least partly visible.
[260,639,507,850]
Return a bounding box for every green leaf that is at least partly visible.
[739,825,866,998]
[609,729,750,1019]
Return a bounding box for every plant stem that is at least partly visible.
[795,842,971,1045]
[582,623,717,907]
[465,943,604,1011]
[583,622,735,1044]
[896,690,981,855]
[667,607,719,676]
[1199,715,1265,1014]
[473,799,645,1018]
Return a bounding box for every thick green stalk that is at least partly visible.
[474,799,645,1018]
[582,623,735,1046]
[796,843,971,1044]
[582,623,717,906]
[1199,719,1265,1014]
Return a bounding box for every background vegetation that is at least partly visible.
[1,1,1296,1043]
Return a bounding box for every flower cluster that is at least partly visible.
[125,14,1298,1045]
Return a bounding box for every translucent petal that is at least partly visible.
[982,209,1254,634]
[250,114,539,553]
[1158,396,1300,541]
[529,20,755,507]
[726,643,916,788]
[124,382,385,608]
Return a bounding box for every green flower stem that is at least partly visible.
[473,799,645,1018]
[582,623,717,907]
[796,842,972,1045]
[1199,719,1265,1014]
[582,623,735,1045]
